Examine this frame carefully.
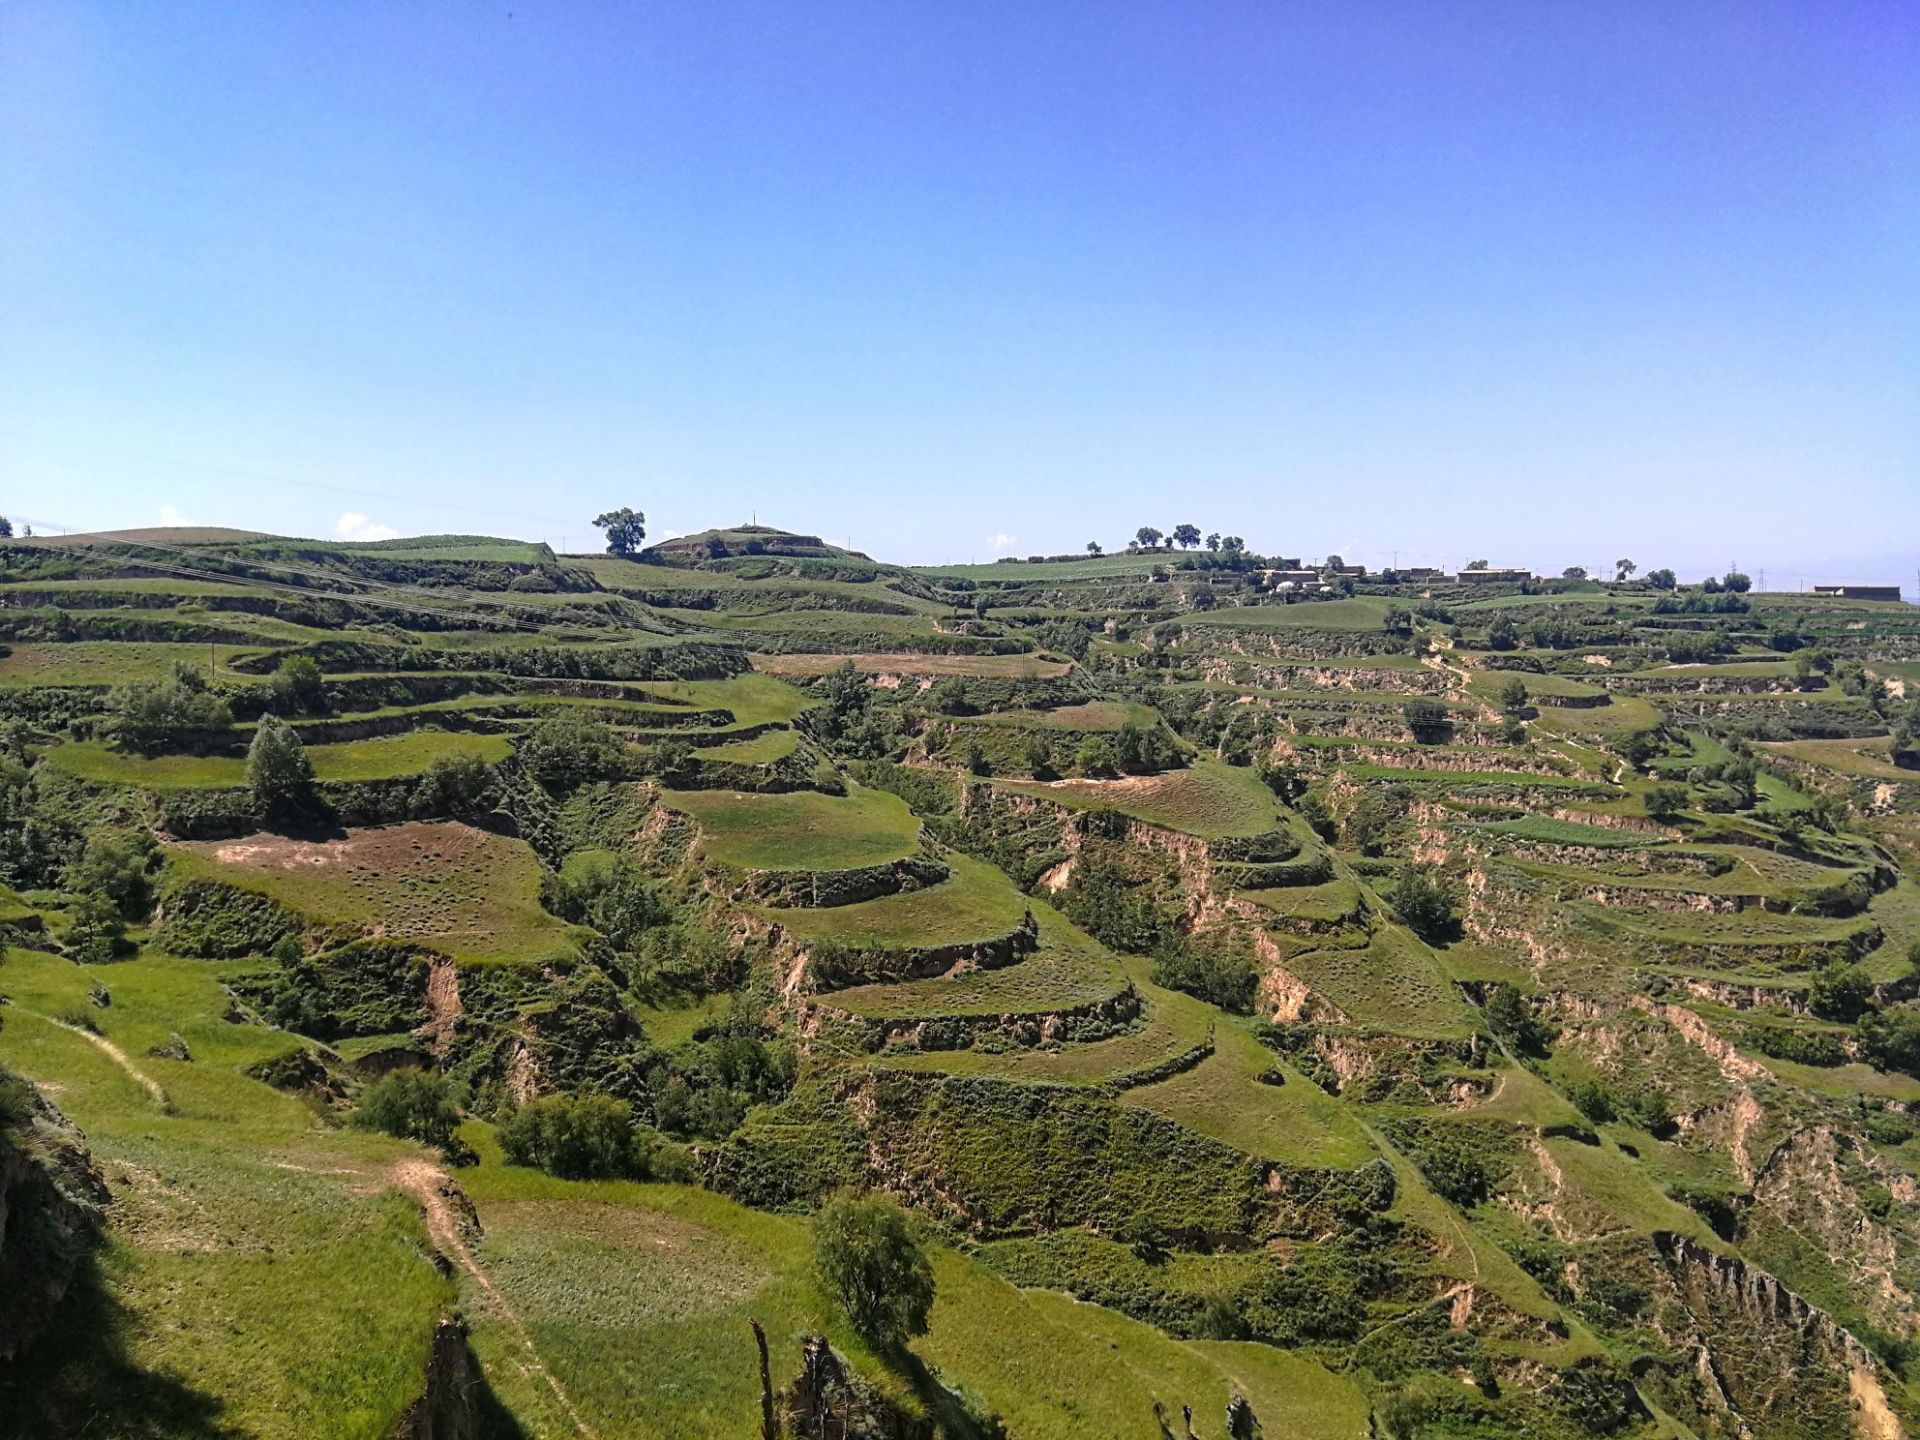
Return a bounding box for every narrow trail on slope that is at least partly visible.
[385,1158,599,1440]
[26,1008,171,1109]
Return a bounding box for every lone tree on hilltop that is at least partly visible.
[1172,523,1202,549]
[1561,565,1588,580]
[1645,568,1676,590]
[812,1191,935,1347]
[1614,558,1636,582]
[1206,532,1221,552]
[0,516,12,538]
[248,715,317,821]
[1086,540,1103,557]
[593,507,647,556]
[1135,526,1164,550]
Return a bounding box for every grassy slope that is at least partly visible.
[0,947,452,1439]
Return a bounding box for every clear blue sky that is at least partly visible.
[3,2,1916,586]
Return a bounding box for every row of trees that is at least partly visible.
[1083,526,1246,558]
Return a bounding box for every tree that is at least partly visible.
[1205,532,1221,552]
[1135,526,1164,550]
[1482,982,1548,1052]
[1561,566,1588,581]
[592,507,647,556]
[1324,553,1345,571]
[66,892,126,965]
[1809,962,1874,1023]
[0,516,12,539]
[1496,676,1529,713]
[1403,698,1451,741]
[1172,523,1202,550]
[1085,540,1103,557]
[1486,616,1520,651]
[520,711,631,787]
[1645,568,1677,590]
[1722,571,1752,593]
[812,1191,935,1346]
[1857,1006,1920,1077]
[69,830,157,918]
[1465,559,1489,570]
[247,716,316,820]
[1219,536,1246,558]
[1388,863,1457,942]
[1614,558,1636,582]
[109,674,233,752]
[412,753,497,821]
[1643,782,1689,820]
[271,654,328,715]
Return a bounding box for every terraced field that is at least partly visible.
[4,525,1918,1440]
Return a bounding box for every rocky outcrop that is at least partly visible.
[393,1316,484,1440]
[778,1336,934,1440]
[0,1078,109,1364]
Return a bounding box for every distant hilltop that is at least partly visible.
[642,524,870,563]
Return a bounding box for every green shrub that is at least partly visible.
[350,1070,461,1149]
[498,1093,647,1179]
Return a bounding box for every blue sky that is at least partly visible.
[2,2,1916,586]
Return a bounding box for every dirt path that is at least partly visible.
[385,1158,598,1439]
[29,1009,171,1109]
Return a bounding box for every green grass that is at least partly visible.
[1122,1017,1376,1168]
[637,673,817,726]
[693,727,801,764]
[908,552,1173,581]
[993,757,1281,838]
[455,1131,1373,1439]
[1280,924,1476,1037]
[0,641,270,687]
[168,821,583,964]
[764,854,1030,950]
[0,946,454,1438]
[665,781,923,870]
[970,699,1159,732]
[1762,737,1919,783]
[46,730,512,789]
[753,651,1071,678]
[1236,877,1365,922]
[1466,669,1607,702]
[1473,815,1662,848]
[827,909,1128,1020]
[1182,597,1393,632]
[877,963,1213,1085]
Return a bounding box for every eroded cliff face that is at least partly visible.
[1647,1233,1901,1440]
[0,1081,108,1365]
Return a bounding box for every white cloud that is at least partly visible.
[987,532,1018,554]
[159,503,190,527]
[335,511,400,542]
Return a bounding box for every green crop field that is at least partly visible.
[169,822,584,964]
[46,730,512,788]
[0,641,271,686]
[664,781,923,869]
